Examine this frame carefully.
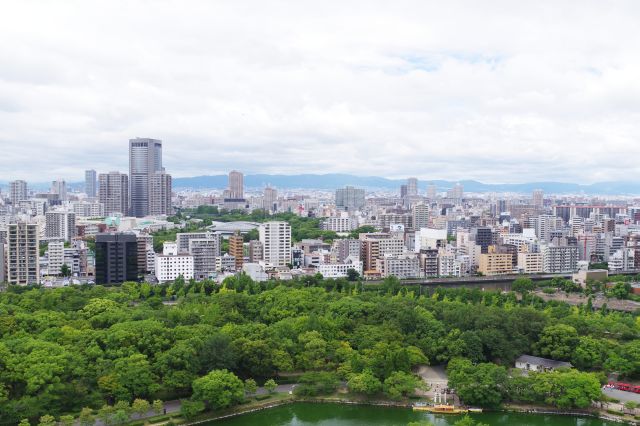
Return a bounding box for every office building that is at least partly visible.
[9,180,28,206]
[259,221,291,267]
[95,233,138,284]
[7,222,40,285]
[264,187,278,212]
[336,186,365,211]
[412,203,430,231]
[426,183,437,200]
[228,170,244,199]
[129,137,163,217]
[407,177,418,196]
[149,171,172,215]
[51,180,67,201]
[228,232,244,271]
[532,189,544,209]
[99,172,129,216]
[85,170,97,197]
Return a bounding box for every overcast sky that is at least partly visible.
[1,1,640,183]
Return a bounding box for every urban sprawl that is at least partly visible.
[1,138,638,290]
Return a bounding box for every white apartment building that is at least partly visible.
[215,254,236,272]
[377,254,420,279]
[322,216,356,232]
[44,211,76,242]
[71,201,105,218]
[316,256,363,278]
[541,244,578,273]
[47,241,65,276]
[259,221,292,268]
[154,241,194,282]
[176,232,220,254]
[155,254,194,283]
[517,252,544,274]
[415,228,447,252]
[438,252,462,277]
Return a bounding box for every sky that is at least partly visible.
[1,1,640,184]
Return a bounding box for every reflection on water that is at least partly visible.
[209,403,615,426]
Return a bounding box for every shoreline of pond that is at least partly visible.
[181,397,640,426]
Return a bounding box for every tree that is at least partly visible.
[294,372,339,396]
[346,268,360,282]
[18,420,30,426]
[608,282,631,299]
[152,400,164,415]
[192,369,245,410]
[531,369,601,408]
[78,408,94,426]
[60,264,71,277]
[111,353,159,400]
[180,400,205,420]
[131,399,150,417]
[264,379,277,394]
[59,415,75,426]
[348,370,382,395]
[382,371,420,400]
[244,378,258,396]
[512,278,535,293]
[536,324,579,361]
[37,415,56,426]
[447,358,507,408]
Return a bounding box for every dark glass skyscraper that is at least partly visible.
[95,233,138,283]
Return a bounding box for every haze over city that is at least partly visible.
[2,1,640,182]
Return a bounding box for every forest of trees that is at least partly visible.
[0,275,638,424]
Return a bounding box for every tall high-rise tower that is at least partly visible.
[99,172,129,216]
[533,189,544,208]
[407,177,418,196]
[9,180,28,206]
[129,138,164,217]
[85,170,97,197]
[228,170,244,199]
[7,222,40,285]
[51,180,67,201]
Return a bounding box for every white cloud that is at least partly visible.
[1,0,640,183]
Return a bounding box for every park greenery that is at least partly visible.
[0,272,639,424]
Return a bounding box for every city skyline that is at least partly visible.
[2,2,640,182]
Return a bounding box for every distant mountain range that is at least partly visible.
[2,174,639,195]
[171,174,640,195]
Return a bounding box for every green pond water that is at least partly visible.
[208,403,617,425]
